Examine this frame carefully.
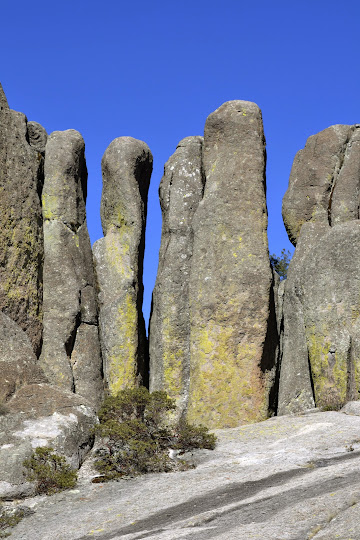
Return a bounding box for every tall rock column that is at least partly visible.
[39,130,103,408]
[149,137,204,417]
[93,137,152,394]
[187,101,275,428]
[0,83,45,355]
[279,124,360,414]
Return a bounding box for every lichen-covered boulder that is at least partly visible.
[149,137,204,417]
[0,383,96,499]
[39,130,103,408]
[187,101,276,428]
[93,137,152,394]
[0,83,44,355]
[282,124,360,245]
[279,221,360,414]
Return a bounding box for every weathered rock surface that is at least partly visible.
[39,130,103,408]
[0,83,44,355]
[0,383,96,499]
[9,408,360,539]
[93,137,152,394]
[149,136,204,416]
[0,312,46,404]
[283,124,360,245]
[279,221,360,414]
[187,101,275,428]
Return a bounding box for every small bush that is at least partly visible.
[94,387,216,481]
[0,505,25,538]
[23,446,77,495]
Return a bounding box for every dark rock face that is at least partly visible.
[282,125,360,245]
[187,101,274,428]
[93,137,152,395]
[0,84,44,355]
[0,312,47,404]
[149,137,204,417]
[39,130,103,408]
[280,123,360,414]
[279,221,360,413]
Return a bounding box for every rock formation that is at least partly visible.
[282,124,360,245]
[187,101,276,428]
[0,382,96,498]
[93,137,152,394]
[149,137,204,417]
[0,83,44,355]
[150,101,278,429]
[279,125,360,414]
[39,130,103,408]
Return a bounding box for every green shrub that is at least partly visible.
[23,446,77,495]
[0,505,25,538]
[94,387,216,481]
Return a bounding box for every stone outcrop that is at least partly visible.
[149,101,277,428]
[0,383,96,499]
[0,311,46,404]
[283,124,360,245]
[187,101,275,428]
[149,137,204,417]
[279,124,360,414]
[39,130,103,408]
[0,83,44,355]
[93,137,152,394]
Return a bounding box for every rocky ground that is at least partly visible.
[5,403,360,539]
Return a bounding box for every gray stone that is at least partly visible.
[149,136,204,417]
[0,383,96,499]
[40,130,103,408]
[279,221,360,414]
[282,124,360,245]
[8,410,360,539]
[0,311,47,404]
[187,101,275,428]
[27,121,47,154]
[0,85,44,355]
[93,137,152,394]
[0,83,8,111]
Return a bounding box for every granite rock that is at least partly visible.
[187,101,275,428]
[149,136,204,417]
[40,130,103,408]
[0,83,44,355]
[0,311,47,404]
[0,383,96,499]
[282,124,360,245]
[93,137,152,394]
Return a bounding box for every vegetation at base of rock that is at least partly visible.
[94,386,216,481]
[23,446,77,495]
[0,505,25,538]
[270,248,292,280]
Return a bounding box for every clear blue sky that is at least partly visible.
[2,0,360,325]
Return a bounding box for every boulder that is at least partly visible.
[0,383,96,499]
[93,137,152,394]
[39,130,103,408]
[282,124,360,245]
[187,101,276,428]
[0,83,44,355]
[149,136,204,417]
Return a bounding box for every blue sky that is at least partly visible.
[2,0,360,325]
